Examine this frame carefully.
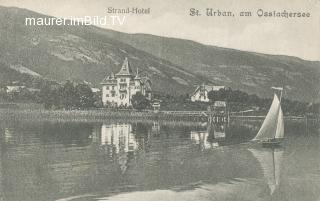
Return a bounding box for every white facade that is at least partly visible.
[191,85,226,102]
[6,86,26,94]
[101,58,151,107]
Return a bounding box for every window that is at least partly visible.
[112,86,115,90]
[106,94,109,97]
[120,84,127,89]
[106,86,109,90]
[120,94,126,100]
[112,93,115,97]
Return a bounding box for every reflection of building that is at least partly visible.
[101,123,138,174]
[100,58,152,107]
[151,121,160,135]
[101,123,138,154]
[191,84,227,102]
[213,124,226,139]
[190,131,219,150]
[191,123,227,150]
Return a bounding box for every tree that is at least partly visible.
[39,83,61,109]
[0,85,8,101]
[60,80,79,109]
[131,92,149,111]
[207,90,219,102]
[208,88,227,102]
[75,83,95,108]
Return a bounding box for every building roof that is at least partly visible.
[191,85,226,96]
[100,58,152,89]
[204,85,225,91]
[141,77,152,91]
[115,57,133,76]
[134,68,141,80]
[101,74,117,84]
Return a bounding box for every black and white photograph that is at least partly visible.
[0,0,319,200]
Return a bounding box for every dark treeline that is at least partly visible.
[207,88,318,116]
[1,79,319,116]
[38,80,101,109]
[0,81,99,109]
[0,79,150,110]
[154,88,319,116]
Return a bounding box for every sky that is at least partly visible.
[0,0,319,61]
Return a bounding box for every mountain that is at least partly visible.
[0,6,205,95]
[0,6,319,102]
[99,32,320,102]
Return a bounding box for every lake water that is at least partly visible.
[0,119,319,201]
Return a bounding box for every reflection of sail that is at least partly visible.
[249,148,283,195]
[254,94,281,140]
[0,134,3,200]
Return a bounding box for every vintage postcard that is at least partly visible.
[0,0,319,200]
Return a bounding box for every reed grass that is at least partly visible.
[0,108,208,123]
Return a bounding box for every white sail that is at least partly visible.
[249,148,284,195]
[275,106,284,139]
[253,94,281,140]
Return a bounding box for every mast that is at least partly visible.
[272,149,276,184]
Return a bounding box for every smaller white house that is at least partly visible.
[6,86,26,94]
[190,84,227,102]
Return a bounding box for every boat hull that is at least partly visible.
[261,138,283,147]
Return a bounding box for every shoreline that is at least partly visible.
[0,108,207,123]
[0,108,317,123]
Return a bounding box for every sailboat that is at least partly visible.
[253,87,284,146]
[249,148,284,195]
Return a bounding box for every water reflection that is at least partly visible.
[100,124,138,154]
[151,121,161,136]
[38,122,93,146]
[249,148,284,195]
[190,123,227,150]
[190,122,257,150]
[0,120,318,201]
[99,124,138,174]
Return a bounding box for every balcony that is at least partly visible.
[119,88,127,93]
